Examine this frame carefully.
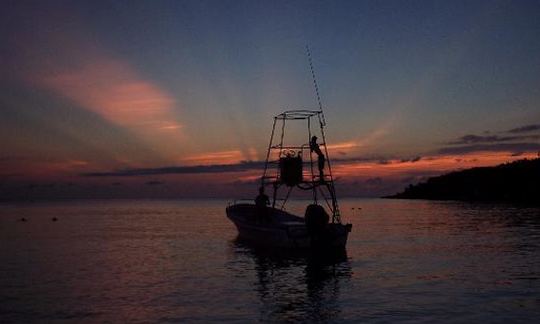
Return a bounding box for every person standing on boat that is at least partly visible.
[310,136,326,180]
[255,186,270,222]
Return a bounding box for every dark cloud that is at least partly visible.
[448,134,540,145]
[449,134,504,144]
[438,143,540,155]
[507,124,540,134]
[82,155,404,178]
[400,156,422,163]
[82,155,432,178]
[334,155,424,164]
[82,161,265,177]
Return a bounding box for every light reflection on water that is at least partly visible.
[230,239,352,322]
[1,199,539,322]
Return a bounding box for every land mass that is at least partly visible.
[386,158,540,204]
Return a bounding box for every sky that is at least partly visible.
[1,0,539,199]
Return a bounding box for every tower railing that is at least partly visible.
[260,109,341,223]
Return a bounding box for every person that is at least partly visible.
[255,186,270,222]
[310,136,326,180]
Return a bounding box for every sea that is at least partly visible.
[1,198,539,323]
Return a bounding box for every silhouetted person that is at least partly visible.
[310,136,326,180]
[255,186,270,223]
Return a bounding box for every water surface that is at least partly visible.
[1,199,539,322]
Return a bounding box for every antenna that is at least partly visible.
[306,45,326,126]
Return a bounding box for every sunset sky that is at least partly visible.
[1,0,539,199]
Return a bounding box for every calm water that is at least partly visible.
[1,198,539,323]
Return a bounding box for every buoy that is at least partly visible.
[52,217,58,222]
[20,217,27,222]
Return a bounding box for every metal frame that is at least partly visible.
[260,109,341,223]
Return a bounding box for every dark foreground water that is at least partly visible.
[1,198,539,323]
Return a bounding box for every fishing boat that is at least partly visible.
[227,49,352,249]
[226,110,352,249]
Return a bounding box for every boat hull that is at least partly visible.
[226,203,351,249]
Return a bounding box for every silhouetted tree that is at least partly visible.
[386,158,540,204]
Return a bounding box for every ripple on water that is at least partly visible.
[0,199,539,322]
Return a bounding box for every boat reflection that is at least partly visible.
[231,238,352,322]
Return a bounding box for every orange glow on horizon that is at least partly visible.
[181,150,246,166]
[180,148,258,165]
[333,151,538,180]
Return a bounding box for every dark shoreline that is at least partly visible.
[385,158,540,205]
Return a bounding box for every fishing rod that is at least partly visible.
[306,45,326,126]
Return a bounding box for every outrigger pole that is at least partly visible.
[306,45,325,125]
[258,47,342,224]
[306,45,341,223]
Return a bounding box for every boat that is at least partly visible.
[226,110,352,249]
[227,49,352,249]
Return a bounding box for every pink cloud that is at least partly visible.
[13,17,185,164]
[35,58,182,137]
